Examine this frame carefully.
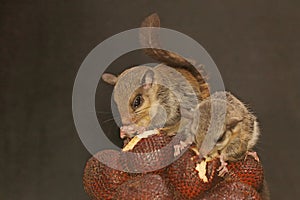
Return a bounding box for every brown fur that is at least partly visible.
[193,91,260,162]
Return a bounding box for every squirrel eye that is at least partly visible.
[132,94,143,109]
[216,131,226,144]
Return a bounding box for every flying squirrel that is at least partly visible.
[102,13,209,139]
[101,13,261,175]
[192,91,260,176]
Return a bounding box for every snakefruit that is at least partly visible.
[83,150,129,200]
[201,180,262,200]
[225,155,264,190]
[167,148,221,199]
[83,131,266,200]
[113,174,173,200]
[120,132,173,173]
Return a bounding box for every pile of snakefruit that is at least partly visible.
[83,130,266,200]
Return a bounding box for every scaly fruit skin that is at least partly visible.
[83,150,129,200]
[225,155,264,191]
[119,133,174,173]
[113,174,173,200]
[200,180,262,200]
[167,149,221,200]
[83,133,266,200]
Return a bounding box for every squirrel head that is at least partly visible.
[102,66,173,138]
[102,64,200,139]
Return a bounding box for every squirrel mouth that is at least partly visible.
[120,125,146,139]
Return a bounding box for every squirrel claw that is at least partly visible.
[217,156,229,177]
[173,141,189,157]
[245,151,260,162]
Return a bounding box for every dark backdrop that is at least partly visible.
[1,0,299,199]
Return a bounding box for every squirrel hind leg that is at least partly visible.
[245,151,260,162]
[173,132,194,157]
[217,155,229,177]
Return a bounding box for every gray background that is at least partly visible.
[1,0,299,199]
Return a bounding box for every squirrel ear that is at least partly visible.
[141,69,154,89]
[102,73,118,85]
[227,116,243,129]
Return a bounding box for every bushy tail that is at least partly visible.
[139,13,209,100]
[140,13,193,68]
